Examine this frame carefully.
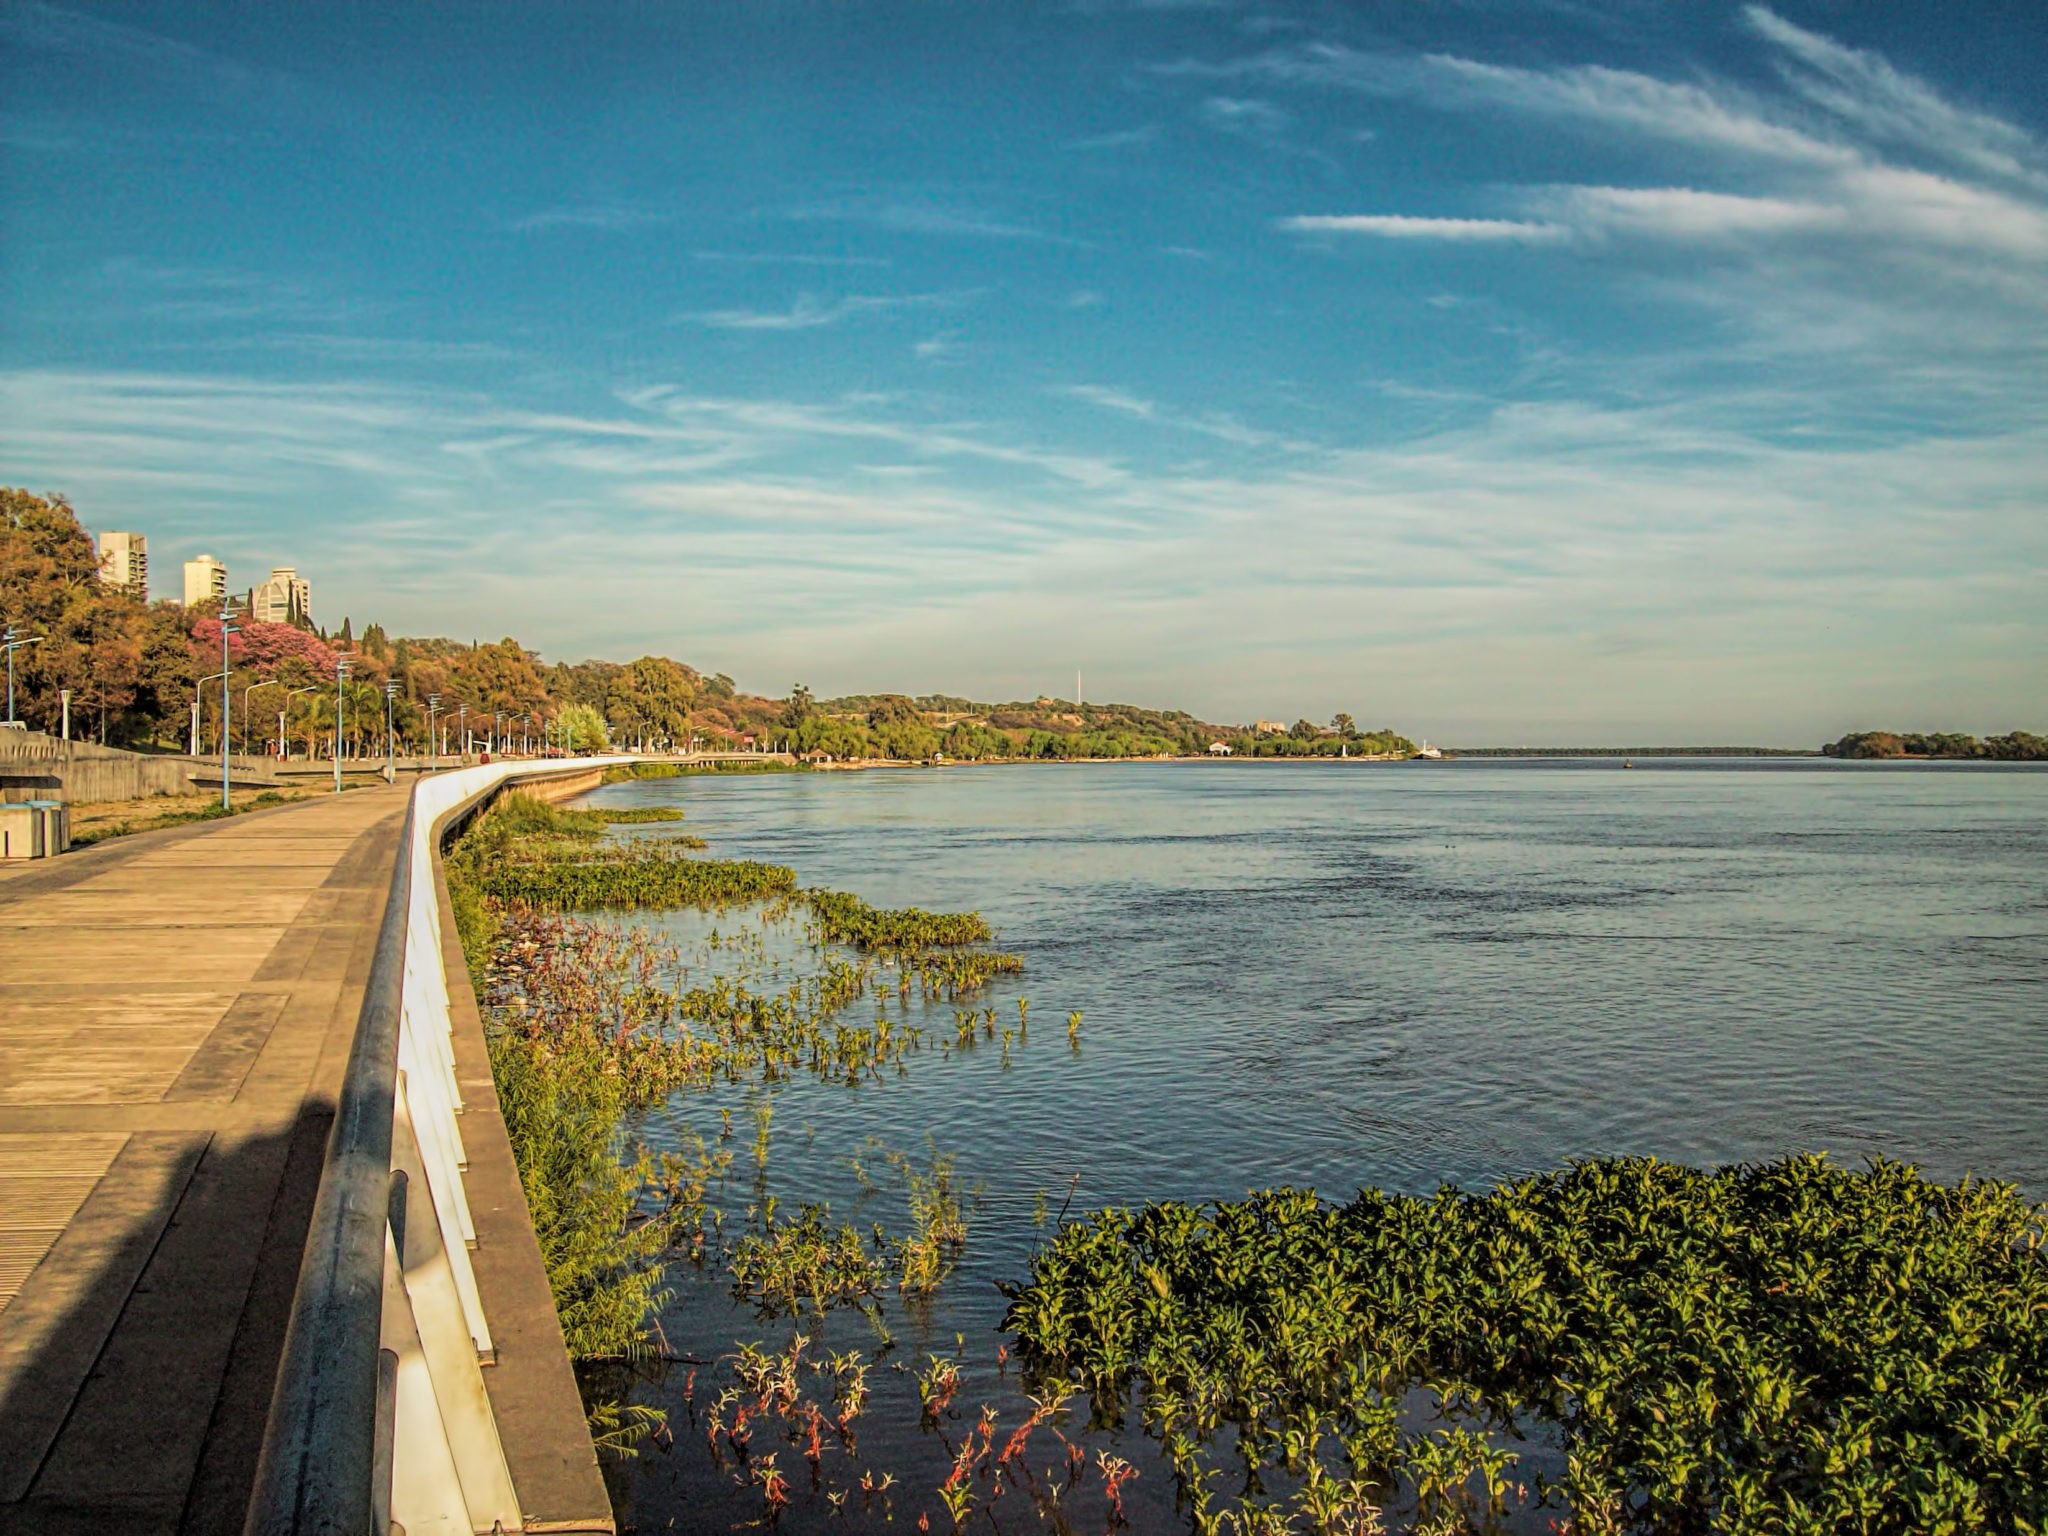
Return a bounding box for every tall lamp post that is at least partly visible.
[244,679,282,756]
[217,608,239,810]
[384,680,399,783]
[193,670,229,756]
[458,701,468,761]
[281,685,317,759]
[428,693,441,766]
[3,623,47,726]
[333,654,353,795]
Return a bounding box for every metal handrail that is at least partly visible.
[245,797,416,1536]
[245,758,632,1536]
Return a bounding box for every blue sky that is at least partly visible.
[2,1,2043,741]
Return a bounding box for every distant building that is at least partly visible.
[1208,741,1234,755]
[251,566,311,626]
[96,531,148,597]
[1252,719,1285,736]
[183,554,228,609]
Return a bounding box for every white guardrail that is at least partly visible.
[249,758,632,1536]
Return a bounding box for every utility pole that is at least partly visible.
[60,689,70,741]
[218,608,239,810]
[3,623,47,726]
[333,654,353,794]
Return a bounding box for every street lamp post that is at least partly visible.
[218,608,239,810]
[458,702,468,761]
[243,679,279,756]
[333,654,353,794]
[428,693,441,767]
[384,680,399,783]
[3,623,48,726]
[193,669,229,757]
[281,685,317,759]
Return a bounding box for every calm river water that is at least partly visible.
[577,759,2048,1531]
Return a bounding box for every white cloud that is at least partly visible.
[1281,214,1568,242]
[1543,186,1845,239]
[512,204,672,233]
[3,367,2040,736]
[1064,383,1312,450]
[682,292,958,332]
[1200,95,1290,138]
[1744,6,2046,190]
[1062,124,1162,152]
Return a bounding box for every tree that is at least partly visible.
[782,683,813,730]
[608,655,695,745]
[1331,712,1355,737]
[558,702,609,753]
[1,487,152,735]
[1289,718,1318,740]
[866,694,923,729]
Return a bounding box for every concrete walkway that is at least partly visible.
[0,788,410,1535]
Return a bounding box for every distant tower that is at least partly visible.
[1076,669,1082,708]
[183,553,228,608]
[96,530,149,597]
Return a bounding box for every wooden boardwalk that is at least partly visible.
[0,788,410,1535]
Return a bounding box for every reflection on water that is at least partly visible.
[583,759,2048,1531]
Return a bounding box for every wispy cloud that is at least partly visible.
[681,292,961,332]
[1063,383,1309,449]
[1744,6,2046,190]
[3,366,2040,735]
[691,250,894,268]
[1154,42,1855,168]
[512,204,673,233]
[1540,187,1843,239]
[789,198,1087,246]
[1282,214,1568,242]
[1255,14,2048,284]
[1200,95,1291,139]
[1062,124,1162,152]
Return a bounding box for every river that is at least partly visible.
[575,758,2048,1531]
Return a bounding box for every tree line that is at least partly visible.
[1824,730,2047,761]
[3,487,1412,762]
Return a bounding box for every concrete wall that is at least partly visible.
[0,728,280,803]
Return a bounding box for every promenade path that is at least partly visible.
[0,787,410,1535]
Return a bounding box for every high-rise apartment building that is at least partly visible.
[183,554,228,609]
[96,531,149,598]
[251,566,311,626]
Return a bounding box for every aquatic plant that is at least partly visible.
[1002,1155,2048,1534]
[803,888,994,949]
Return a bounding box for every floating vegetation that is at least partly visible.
[480,849,795,910]
[601,762,686,783]
[803,888,994,949]
[729,1204,891,1313]
[591,805,688,824]
[1002,1154,2048,1534]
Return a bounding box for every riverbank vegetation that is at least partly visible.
[1824,729,2048,760]
[1003,1156,2048,1534]
[442,789,1028,1459]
